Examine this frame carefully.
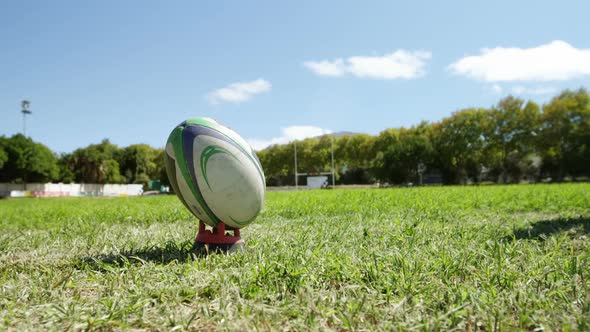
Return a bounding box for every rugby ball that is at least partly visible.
[164,117,265,229]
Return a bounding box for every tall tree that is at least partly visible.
[0,134,59,183]
[337,134,375,169]
[485,96,541,183]
[538,88,590,180]
[257,143,296,185]
[431,108,489,184]
[371,128,400,183]
[371,123,433,184]
[118,144,160,184]
[335,134,376,184]
[154,148,169,186]
[57,153,75,183]
[65,139,123,183]
[0,137,8,170]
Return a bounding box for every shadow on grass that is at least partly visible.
[510,216,590,241]
[76,240,198,271]
[76,240,245,271]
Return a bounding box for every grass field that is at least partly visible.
[1,184,589,331]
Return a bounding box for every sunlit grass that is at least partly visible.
[1,184,589,330]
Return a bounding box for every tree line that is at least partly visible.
[258,88,590,185]
[1,88,588,187]
[0,136,166,187]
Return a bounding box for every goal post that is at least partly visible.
[293,136,336,190]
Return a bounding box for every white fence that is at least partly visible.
[0,183,144,198]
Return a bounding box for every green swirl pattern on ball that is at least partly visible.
[185,117,265,185]
[200,145,240,191]
[168,125,221,225]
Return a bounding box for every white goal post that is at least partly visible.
[293,136,336,189]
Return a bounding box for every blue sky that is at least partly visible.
[1,0,590,153]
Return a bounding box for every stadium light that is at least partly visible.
[21,100,32,136]
[331,136,335,188]
[294,140,298,189]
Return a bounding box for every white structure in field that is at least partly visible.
[293,137,336,190]
[0,183,144,198]
[307,176,328,189]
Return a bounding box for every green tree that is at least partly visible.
[258,144,287,177]
[65,139,123,183]
[258,143,297,186]
[371,123,433,184]
[538,88,590,180]
[336,134,375,169]
[485,97,541,183]
[0,138,8,170]
[295,138,319,174]
[118,144,160,184]
[0,134,59,183]
[57,153,75,183]
[303,136,333,174]
[334,134,376,184]
[154,148,169,186]
[431,108,489,184]
[371,128,400,183]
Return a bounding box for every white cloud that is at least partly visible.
[247,126,332,151]
[511,85,557,95]
[208,79,271,104]
[304,50,431,79]
[303,59,346,77]
[449,40,590,82]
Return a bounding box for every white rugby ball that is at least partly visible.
[164,117,265,229]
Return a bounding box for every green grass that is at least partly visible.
[1,184,589,331]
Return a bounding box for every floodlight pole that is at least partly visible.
[20,100,32,192]
[331,136,335,189]
[21,100,32,136]
[294,140,298,189]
